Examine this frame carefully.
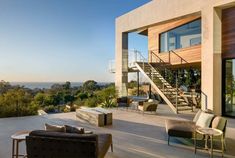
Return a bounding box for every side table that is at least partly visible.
[11,131,30,158]
[195,127,224,158]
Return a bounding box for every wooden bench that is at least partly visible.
[76,107,113,127]
[76,108,105,127]
[93,107,113,125]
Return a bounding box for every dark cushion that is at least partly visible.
[165,119,196,138]
[29,130,96,141]
[64,125,85,134]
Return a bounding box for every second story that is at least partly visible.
[147,15,201,66]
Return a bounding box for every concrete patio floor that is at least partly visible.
[0,104,235,158]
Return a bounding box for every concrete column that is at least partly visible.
[201,6,222,115]
[115,30,128,97]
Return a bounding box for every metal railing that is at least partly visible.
[108,60,115,73]
[150,50,166,63]
[169,50,188,64]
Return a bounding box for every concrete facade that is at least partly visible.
[115,0,235,115]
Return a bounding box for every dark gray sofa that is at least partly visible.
[26,130,113,158]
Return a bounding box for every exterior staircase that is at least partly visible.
[135,61,193,114]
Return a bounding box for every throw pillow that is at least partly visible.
[196,112,214,128]
[45,123,65,132]
[193,109,202,122]
[148,99,154,102]
[65,125,85,134]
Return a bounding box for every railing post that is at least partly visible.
[134,50,137,62]
[175,73,178,114]
[169,51,171,63]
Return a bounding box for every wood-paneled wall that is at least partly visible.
[148,15,201,66]
[222,7,235,56]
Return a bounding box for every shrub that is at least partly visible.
[77,92,88,100]
[84,97,100,107]
[44,105,56,113]
[74,99,85,107]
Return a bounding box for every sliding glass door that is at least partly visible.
[223,59,235,117]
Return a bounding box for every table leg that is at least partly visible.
[16,140,19,158]
[205,135,208,149]
[12,139,15,158]
[210,136,213,158]
[194,132,197,154]
[222,134,224,157]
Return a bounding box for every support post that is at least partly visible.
[149,84,152,99]
[137,71,140,96]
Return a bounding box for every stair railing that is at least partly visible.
[150,50,166,63]
[134,50,179,94]
[175,73,178,113]
[169,50,188,64]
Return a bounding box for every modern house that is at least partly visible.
[114,0,235,117]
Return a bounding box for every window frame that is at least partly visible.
[158,18,201,53]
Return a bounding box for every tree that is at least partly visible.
[63,81,71,90]
[82,80,99,93]
[0,80,12,94]
[0,88,38,117]
[33,92,45,107]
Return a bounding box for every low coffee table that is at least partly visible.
[11,131,30,158]
[195,127,223,158]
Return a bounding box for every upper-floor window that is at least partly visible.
[160,19,201,53]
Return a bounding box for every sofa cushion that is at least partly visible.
[64,125,85,134]
[193,109,202,122]
[45,123,65,132]
[196,112,214,128]
[29,130,97,141]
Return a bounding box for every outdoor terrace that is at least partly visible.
[1,104,235,158]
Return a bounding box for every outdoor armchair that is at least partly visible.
[165,110,227,148]
[138,99,158,112]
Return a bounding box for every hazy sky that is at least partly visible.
[0,0,149,82]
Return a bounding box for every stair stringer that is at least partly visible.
[135,62,177,114]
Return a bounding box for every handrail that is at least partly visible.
[169,50,188,64]
[201,91,207,110]
[150,50,166,63]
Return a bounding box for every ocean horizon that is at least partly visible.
[10,82,111,89]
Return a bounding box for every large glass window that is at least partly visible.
[224,59,235,117]
[160,19,201,52]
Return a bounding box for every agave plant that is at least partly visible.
[100,99,117,108]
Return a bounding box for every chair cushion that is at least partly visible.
[193,109,202,122]
[196,112,214,128]
[166,119,196,138]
